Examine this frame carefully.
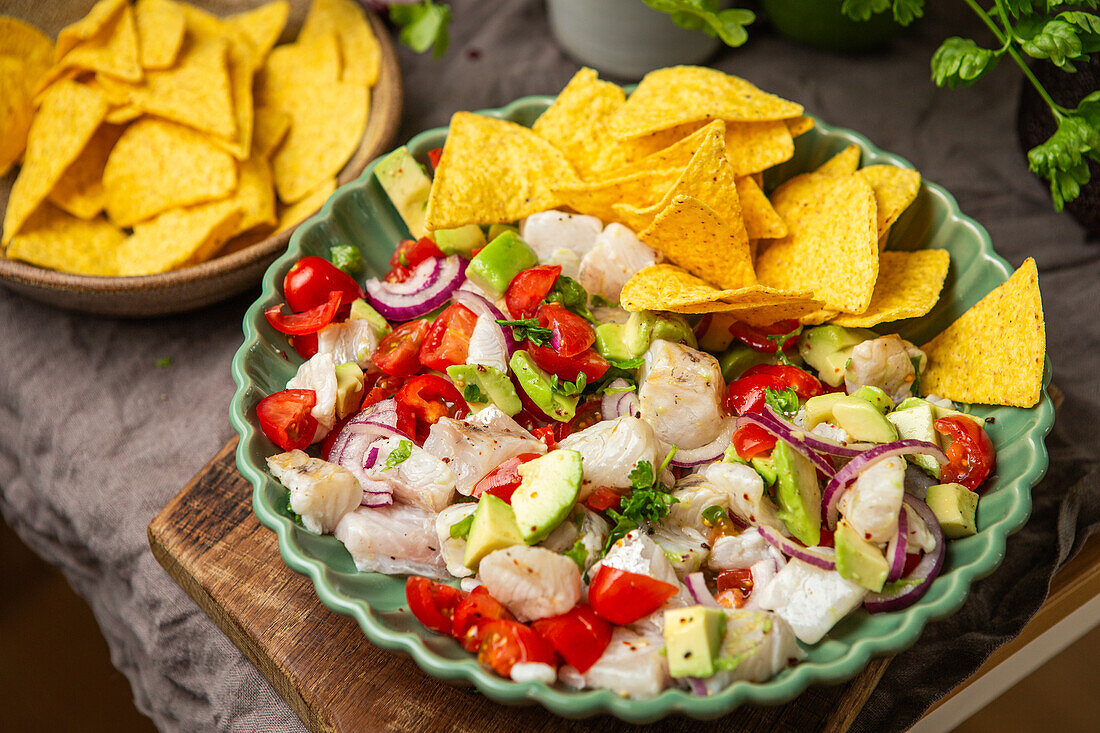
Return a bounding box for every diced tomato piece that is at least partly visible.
[390,237,444,269]
[529,426,556,451]
[283,256,364,314]
[385,265,412,283]
[505,265,561,320]
[428,148,444,169]
[728,319,801,353]
[531,604,612,674]
[584,487,621,512]
[587,566,679,625]
[732,423,777,461]
[362,373,405,408]
[717,568,754,595]
[471,453,542,502]
[419,303,478,372]
[265,290,342,335]
[724,364,823,416]
[902,551,923,577]
[535,302,594,358]
[406,576,465,636]
[452,586,516,652]
[395,374,469,441]
[290,332,318,359]
[935,415,996,491]
[477,620,556,677]
[371,319,429,376]
[256,389,319,451]
[527,343,609,383]
[553,397,602,442]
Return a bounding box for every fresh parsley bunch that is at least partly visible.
[642,0,756,47]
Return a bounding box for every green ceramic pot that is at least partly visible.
[230,93,1054,722]
[762,0,905,53]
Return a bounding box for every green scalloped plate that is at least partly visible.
[229,93,1055,723]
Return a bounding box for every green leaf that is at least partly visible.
[449,514,474,540]
[930,37,1001,89]
[329,244,363,276]
[629,460,655,491]
[563,539,588,571]
[1027,113,1099,210]
[550,372,587,397]
[155,356,172,368]
[463,382,488,403]
[603,484,680,553]
[608,356,645,370]
[545,276,596,323]
[701,504,729,526]
[382,440,413,471]
[1057,11,1100,53]
[764,387,800,417]
[389,1,453,58]
[642,1,755,47]
[765,324,802,365]
[841,0,891,22]
[891,0,925,25]
[657,445,679,477]
[1020,19,1085,69]
[284,492,303,525]
[495,318,555,346]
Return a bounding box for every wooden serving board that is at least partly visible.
[149,438,891,733]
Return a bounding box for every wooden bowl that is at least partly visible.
[0,0,402,317]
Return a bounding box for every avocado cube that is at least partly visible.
[349,298,391,336]
[925,483,979,538]
[651,313,697,348]
[771,440,821,546]
[832,396,899,444]
[446,364,522,416]
[509,351,578,422]
[751,455,777,487]
[464,494,525,570]
[719,344,774,382]
[850,386,892,413]
[374,147,431,238]
[835,521,890,592]
[803,392,846,430]
[511,450,583,544]
[664,606,728,678]
[434,224,486,256]
[886,401,941,478]
[334,363,365,419]
[798,325,876,385]
[487,223,519,240]
[594,322,634,362]
[465,231,539,297]
[624,311,656,356]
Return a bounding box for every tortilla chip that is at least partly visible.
[556,168,682,224]
[735,176,786,240]
[134,0,186,69]
[426,112,578,229]
[640,195,755,290]
[856,165,921,242]
[102,118,237,227]
[800,310,840,325]
[832,250,950,327]
[253,106,291,158]
[0,17,54,89]
[298,0,379,86]
[230,157,278,234]
[594,120,723,179]
[722,121,795,175]
[42,3,142,88]
[54,0,126,57]
[532,67,625,177]
[786,116,814,137]
[606,66,803,140]
[815,144,861,177]
[621,263,818,316]
[0,58,34,176]
[226,1,290,65]
[755,172,879,314]
[2,80,108,245]
[116,199,243,275]
[275,176,337,233]
[920,258,1045,407]
[47,123,125,220]
[99,36,237,140]
[105,103,142,124]
[4,202,125,275]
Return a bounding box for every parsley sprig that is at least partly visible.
[642,1,756,47]
[765,324,803,366]
[388,1,453,58]
[603,448,680,553]
[764,386,800,417]
[550,372,587,397]
[496,318,554,346]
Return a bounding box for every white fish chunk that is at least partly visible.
[545,248,581,281]
[465,404,539,437]
[266,450,362,534]
[559,627,670,699]
[756,556,866,644]
[423,416,545,495]
[465,315,510,374]
[335,505,447,578]
[361,436,456,512]
[596,529,691,636]
[557,416,658,498]
[701,462,787,535]
[286,351,338,442]
[639,340,726,450]
[541,508,609,571]
[650,525,710,577]
[707,528,776,572]
[478,545,582,622]
[435,503,477,578]
[511,662,557,685]
[520,209,603,260]
[668,474,731,531]
[316,320,379,370]
[844,334,927,405]
[838,456,905,545]
[905,502,937,553]
[577,223,661,302]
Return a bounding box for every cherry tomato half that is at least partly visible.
[732,423,777,461]
[395,374,469,441]
[553,397,602,442]
[290,332,318,359]
[536,302,595,358]
[531,604,612,674]
[256,389,318,451]
[527,343,610,384]
[724,364,823,416]
[390,237,444,270]
[265,290,342,335]
[505,265,561,320]
[471,453,543,502]
[419,303,478,372]
[452,586,516,652]
[477,620,556,677]
[728,318,801,353]
[588,566,679,626]
[362,373,406,409]
[283,256,363,314]
[406,576,465,636]
[371,319,429,376]
[935,415,996,491]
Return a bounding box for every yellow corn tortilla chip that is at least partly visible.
[105,103,142,124]
[831,250,950,327]
[276,176,337,233]
[263,29,342,88]
[640,195,756,290]
[0,58,34,176]
[2,80,108,245]
[253,106,291,159]
[102,118,238,227]
[41,3,142,88]
[0,17,54,90]
[226,1,290,66]
[722,120,796,176]
[920,258,1045,407]
[735,176,787,240]
[230,157,278,234]
[555,168,682,224]
[856,165,921,242]
[116,199,243,275]
[815,144,861,177]
[3,202,125,276]
[800,309,840,325]
[98,36,237,140]
[54,0,127,58]
[134,0,186,69]
[621,264,818,318]
[298,0,379,87]
[606,66,803,140]
[47,123,125,220]
[755,172,879,314]
[426,112,578,229]
[532,67,626,178]
[786,116,814,137]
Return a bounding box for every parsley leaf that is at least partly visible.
[496,318,555,346]
[155,356,172,368]
[563,539,588,571]
[550,372,586,397]
[765,324,802,365]
[545,276,596,323]
[449,514,474,540]
[284,493,303,526]
[463,382,488,403]
[931,37,1001,89]
[382,440,413,471]
[1027,109,1100,210]
[608,356,645,370]
[591,294,619,308]
[643,0,755,47]
[389,1,453,58]
[629,460,654,491]
[841,0,924,25]
[910,355,923,396]
[764,387,800,417]
[330,245,362,276]
[603,485,680,552]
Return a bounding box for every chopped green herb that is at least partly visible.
[643,0,755,47]
[330,244,363,276]
[463,382,488,403]
[155,357,172,368]
[382,440,413,471]
[398,252,410,267]
[546,276,596,323]
[449,514,474,540]
[496,318,555,346]
[629,460,654,491]
[284,493,303,526]
[608,356,645,370]
[591,294,619,309]
[766,324,802,366]
[910,355,923,397]
[603,484,680,553]
[389,0,453,58]
[563,539,588,571]
[701,505,729,526]
[764,387,800,417]
[551,372,586,396]
[657,445,679,476]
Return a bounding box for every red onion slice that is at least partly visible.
[687,677,709,696]
[758,525,836,571]
[363,445,380,470]
[684,572,720,608]
[365,256,467,320]
[737,411,837,477]
[452,289,517,357]
[671,418,738,467]
[600,379,640,420]
[761,405,873,457]
[821,439,947,530]
[885,504,909,583]
[361,491,393,507]
[865,495,945,613]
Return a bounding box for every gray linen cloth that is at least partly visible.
[2,2,1098,731]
